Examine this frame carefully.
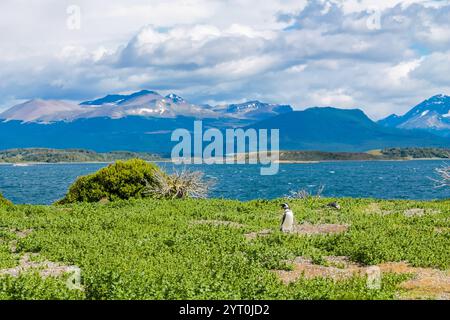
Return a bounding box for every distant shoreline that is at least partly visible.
[277,158,450,164]
[0,157,447,165]
[0,160,172,165]
[0,147,448,164]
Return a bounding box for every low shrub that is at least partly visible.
[58,159,164,204]
[58,159,212,204]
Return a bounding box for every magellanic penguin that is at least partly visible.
[280,203,294,233]
[327,202,341,210]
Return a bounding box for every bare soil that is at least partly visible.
[244,223,349,240]
[0,253,79,278]
[273,256,450,300]
[191,220,245,228]
[0,228,80,282]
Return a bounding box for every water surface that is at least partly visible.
[0,160,448,204]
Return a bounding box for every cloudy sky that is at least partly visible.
[1,0,450,119]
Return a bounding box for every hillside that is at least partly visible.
[0,90,293,123]
[379,95,450,137]
[1,95,449,153]
[0,198,448,300]
[1,110,448,154]
[0,116,250,153]
[248,108,450,152]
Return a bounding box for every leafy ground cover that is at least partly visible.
[0,197,448,300]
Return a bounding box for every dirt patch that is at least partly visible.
[191,220,244,228]
[404,208,426,217]
[364,203,393,215]
[273,256,450,300]
[403,208,440,217]
[0,228,83,289]
[365,205,441,217]
[434,227,450,234]
[378,262,450,299]
[6,228,33,253]
[274,256,362,283]
[293,223,349,236]
[244,229,273,240]
[0,253,79,278]
[244,223,349,240]
[9,228,33,239]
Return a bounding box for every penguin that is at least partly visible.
[327,202,341,210]
[280,203,294,233]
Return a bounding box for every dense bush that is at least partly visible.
[58,159,213,204]
[0,192,12,207]
[58,159,164,204]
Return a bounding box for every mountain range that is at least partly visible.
[0,90,292,123]
[0,90,449,153]
[378,94,450,137]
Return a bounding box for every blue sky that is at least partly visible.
[1,0,450,119]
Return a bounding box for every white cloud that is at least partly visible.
[0,0,449,120]
[386,59,423,85]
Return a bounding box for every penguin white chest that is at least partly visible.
[281,210,294,232]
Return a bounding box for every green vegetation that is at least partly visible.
[1,147,448,164]
[58,159,164,204]
[278,151,378,161]
[58,159,212,204]
[0,148,163,163]
[0,193,12,207]
[0,197,448,300]
[274,148,450,162]
[0,160,448,300]
[380,148,450,159]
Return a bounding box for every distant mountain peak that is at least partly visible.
[246,106,448,151]
[128,90,159,98]
[378,94,450,137]
[80,90,161,106]
[225,100,293,118]
[429,94,448,100]
[165,93,186,104]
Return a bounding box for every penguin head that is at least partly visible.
[281,203,290,210]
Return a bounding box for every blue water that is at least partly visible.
[0,161,448,204]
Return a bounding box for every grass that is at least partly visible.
[0,197,448,300]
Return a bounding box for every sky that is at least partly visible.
[1,0,450,119]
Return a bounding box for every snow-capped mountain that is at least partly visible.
[165,93,186,104]
[378,94,450,137]
[78,90,221,119]
[1,93,448,153]
[0,90,293,123]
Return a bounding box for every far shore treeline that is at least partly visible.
[0,147,448,164]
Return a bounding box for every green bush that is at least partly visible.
[0,192,12,207]
[58,159,164,204]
